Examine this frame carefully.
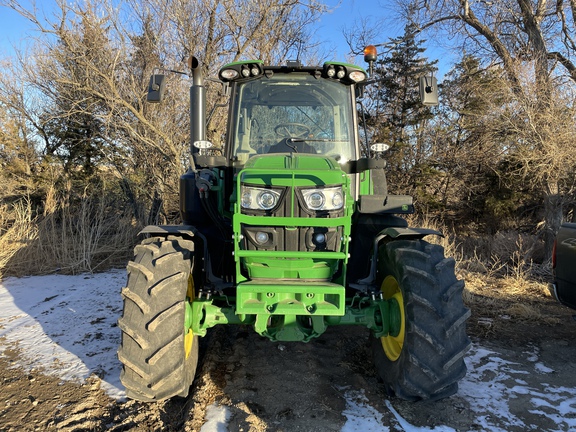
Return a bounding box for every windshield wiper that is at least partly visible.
[288,138,348,143]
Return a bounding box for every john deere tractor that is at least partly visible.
[118,47,471,402]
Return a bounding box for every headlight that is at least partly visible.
[349,70,367,83]
[302,186,344,211]
[241,186,281,210]
[220,68,239,80]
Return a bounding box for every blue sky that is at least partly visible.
[0,5,29,56]
[318,0,403,62]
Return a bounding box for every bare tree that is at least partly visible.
[406,0,576,91]
[377,0,576,258]
[0,89,39,197]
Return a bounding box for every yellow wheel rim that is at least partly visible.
[184,275,195,359]
[379,275,405,361]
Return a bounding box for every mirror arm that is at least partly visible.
[207,101,229,124]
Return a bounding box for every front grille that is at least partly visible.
[243,225,342,252]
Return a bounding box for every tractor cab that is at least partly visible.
[219,61,366,166]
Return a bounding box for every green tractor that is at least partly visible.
[118,47,471,402]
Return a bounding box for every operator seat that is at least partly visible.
[268,138,316,154]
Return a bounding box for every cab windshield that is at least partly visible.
[230,73,355,163]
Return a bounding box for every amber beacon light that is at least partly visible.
[363,45,377,75]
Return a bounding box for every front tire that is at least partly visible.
[118,235,199,401]
[372,239,471,401]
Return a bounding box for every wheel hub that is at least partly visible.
[380,276,405,361]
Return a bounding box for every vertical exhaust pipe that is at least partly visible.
[180,56,207,224]
[189,56,206,155]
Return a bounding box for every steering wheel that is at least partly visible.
[274,123,311,138]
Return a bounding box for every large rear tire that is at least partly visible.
[372,239,471,401]
[118,235,199,401]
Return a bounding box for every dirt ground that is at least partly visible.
[1,293,576,431]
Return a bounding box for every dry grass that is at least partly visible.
[0,187,140,278]
[0,199,39,278]
[462,269,559,324]
[408,215,563,329]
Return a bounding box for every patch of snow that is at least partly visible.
[0,271,126,400]
[200,403,231,432]
[340,388,388,432]
[525,345,540,362]
[518,384,576,430]
[534,362,554,374]
[461,344,576,431]
[339,389,457,432]
[459,345,527,430]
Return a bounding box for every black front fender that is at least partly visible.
[377,226,443,240]
[355,227,444,288]
[139,225,198,240]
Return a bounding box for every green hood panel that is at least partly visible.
[241,154,345,187]
[243,153,339,170]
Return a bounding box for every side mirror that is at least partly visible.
[147,74,166,103]
[419,76,438,106]
[342,158,386,174]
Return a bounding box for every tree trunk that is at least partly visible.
[120,178,142,223]
[543,191,563,263]
[147,189,163,226]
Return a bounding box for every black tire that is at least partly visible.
[371,239,471,401]
[118,235,199,401]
